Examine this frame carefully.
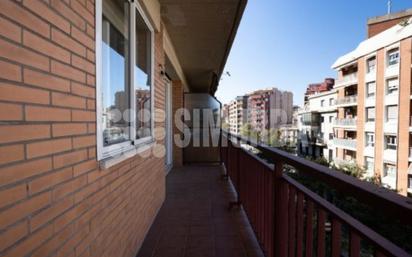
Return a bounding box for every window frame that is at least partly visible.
[387,48,400,67]
[366,56,376,74]
[96,0,155,161]
[366,81,376,98]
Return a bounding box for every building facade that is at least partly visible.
[228,96,248,134]
[304,78,335,104]
[332,11,412,195]
[298,89,338,161]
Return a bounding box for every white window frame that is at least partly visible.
[366,56,376,74]
[386,77,399,95]
[366,81,376,98]
[387,48,400,67]
[96,0,155,161]
[365,132,374,147]
[385,135,397,150]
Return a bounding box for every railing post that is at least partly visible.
[274,160,288,257]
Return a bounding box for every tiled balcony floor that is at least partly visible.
[136,164,265,257]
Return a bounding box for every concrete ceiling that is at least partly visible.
[159,0,247,94]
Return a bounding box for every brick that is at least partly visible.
[71,0,94,26]
[86,49,95,63]
[87,99,96,110]
[51,60,86,83]
[53,175,87,200]
[72,110,95,122]
[30,195,73,231]
[73,160,97,178]
[0,59,21,82]
[25,106,71,122]
[0,192,51,229]
[72,26,94,50]
[0,221,28,252]
[53,201,88,232]
[0,15,21,42]
[24,68,71,92]
[2,224,53,257]
[51,0,86,30]
[52,92,86,109]
[52,27,86,57]
[86,74,95,86]
[72,54,95,75]
[88,123,96,133]
[53,149,88,169]
[27,138,72,159]
[22,0,71,34]
[29,167,73,194]
[0,158,52,187]
[0,0,50,38]
[0,103,22,121]
[73,135,95,149]
[0,144,24,166]
[0,82,50,105]
[0,184,27,209]
[86,23,95,38]
[71,82,95,98]
[0,124,50,144]
[23,30,71,63]
[53,123,88,137]
[0,38,49,71]
[31,224,74,257]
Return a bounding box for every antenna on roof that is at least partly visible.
[387,0,392,14]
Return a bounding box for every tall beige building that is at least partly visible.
[332,10,412,195]
[228,96,248,134]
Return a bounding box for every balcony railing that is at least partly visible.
[335,72,358,87]
[336,95,358,106]
[333,118,357,127]
[333,138,357,149]
[221,131,412,257]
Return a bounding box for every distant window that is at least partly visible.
[386,105,398,122]
[329,116,333,123]
[320,116,324,123]
[366,107,375,122]
[385,135,397,150]
[366,81,376,98]
[320,100,325,107]
[387,48,399,66]
[329,98,334,106]
[329,133,333,140]
[365,157,374,173]
[367,56,376,73]
[365,132,374,147]
[384,163,397,178]
[386,78,399,95]
[409,176,412,189]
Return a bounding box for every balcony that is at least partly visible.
[335,72,358,88]
[137,132,412,257]
[333,118,357,128]
[336,95,358,107]
[333,138,357,150]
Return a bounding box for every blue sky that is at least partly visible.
[215,0,411,107]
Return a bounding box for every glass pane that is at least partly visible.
[102,0,130,146]
[135,9,152,139]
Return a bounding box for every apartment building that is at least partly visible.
[279,105,301,146]
[304,78,335,104]
[0,0,246,257]
[332,10,412,195]
[228,95,248,134]
[247,88,293,133]
[298,87,338,161]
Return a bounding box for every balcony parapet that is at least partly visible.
[333,118,357,128]
[336,95,358,106]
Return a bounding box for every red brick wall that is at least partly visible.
[172,80,183,167]
[368,17,411,38]
[0,1,166,257]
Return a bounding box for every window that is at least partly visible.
[386,78,399,95]
[366,107,375,122]
[387,48,399,66]
[384,163,396,178]
[409,175,412,189]
[329,116,333,123]
[365,157,374,173]
[329,133,333,140]
[329,98,334,106]
[365,133,374,147]
[386,105,398,122]
[367,56,376,73]
[97,0,154,160]
[366,81,376,98]
[385,135,397,150]
[320,116,324,123]
[320,100,325,107]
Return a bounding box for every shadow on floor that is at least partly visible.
[136,164,265,257]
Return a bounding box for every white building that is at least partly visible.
[297,90,338,161]
[228,96,248,134]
